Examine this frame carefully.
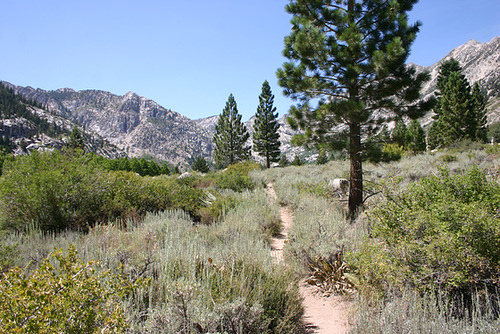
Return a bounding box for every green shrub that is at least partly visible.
[381,143,404,162]
[198,192,238,224]
[352,167,500,296]
[214,161,260,192]
[440,154,458,162]
[0,152,206,231]
[0,245,147,333]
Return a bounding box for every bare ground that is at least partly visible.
[266,183,352,334]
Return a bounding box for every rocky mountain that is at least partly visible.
[5,84,213,165]
[4,36,499,165]
[0,82,123,158]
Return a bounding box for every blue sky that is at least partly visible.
[1,0,499,121]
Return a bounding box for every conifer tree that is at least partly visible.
[406,119,426,152]
[277,0,432,215]
[471,82,488,142]
[429,58,487,147]
[192,156,210,173]
[253,81,281,168]
[213,94,250,169]
[391,119,408,147]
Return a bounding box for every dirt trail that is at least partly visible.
[266,183,351,334]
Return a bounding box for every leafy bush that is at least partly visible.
[0,152,206,231]
[352,167,500,296]
[0,245,147,333]
[381,143,405,162]
[198,192,239,224]
[214,161,260,192]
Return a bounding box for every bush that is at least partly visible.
[352,167,500,296]
[0,245,147,333]
[0,152,207,231]
[214,161,260,192]
[381,143,405,162]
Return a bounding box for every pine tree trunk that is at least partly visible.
[349,123,363,216]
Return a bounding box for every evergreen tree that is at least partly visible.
[291,154,304,166]
[391,119,408,147]
[160,163,171,175]
[406,119,426,152]
[428,58,487,148]
[277,0,432,214]
[316,149,328,165]
[191,156,210,173]
[279,155,289,167]
[67,126,85,151]
[430,59,487,147]
[471,82,488,142]
[213,94,250,169]
[253,81,281,168]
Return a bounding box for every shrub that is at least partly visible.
[0,245,147,333]
[214,161,260,192]
[381,143,404,162]
[352,167,500,296]
[0,152,207,231]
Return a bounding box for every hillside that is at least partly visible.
[5,84,213,165]
[0,82,122,158]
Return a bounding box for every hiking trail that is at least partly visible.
[266,183,351,334]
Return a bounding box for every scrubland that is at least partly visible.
[1,144,500,333]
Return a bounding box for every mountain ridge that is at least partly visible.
[2,36,499,164]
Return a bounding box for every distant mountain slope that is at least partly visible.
[0,82,122,158]
[6,84,213,165]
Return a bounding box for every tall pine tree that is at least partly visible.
[277,0,432,215]
[213,94,250,169]
[253,80,281,168]
[429,58,487,148]
[391,119,408,147]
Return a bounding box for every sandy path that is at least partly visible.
[266,183,351,334]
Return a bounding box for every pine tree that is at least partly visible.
[316,149,328,165]
[192,156,210,173]
[471,82,488,142]
[277,0,432,215]
[213,94,250,169]
[391,119,408,147]
[67,126,85,150]
[406,119,426,152]
[430,59,486,147]
[253,81,281,168]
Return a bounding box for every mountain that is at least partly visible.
[0,82,123,158]
[5,84,213,165]
[3,36,499,165]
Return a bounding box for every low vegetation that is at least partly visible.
[1,143,499,332]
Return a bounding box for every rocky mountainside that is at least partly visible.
[0,82,123,158]
[6,84,212,165]
[4,36,499,165]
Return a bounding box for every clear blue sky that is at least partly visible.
[1,0,499,121]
